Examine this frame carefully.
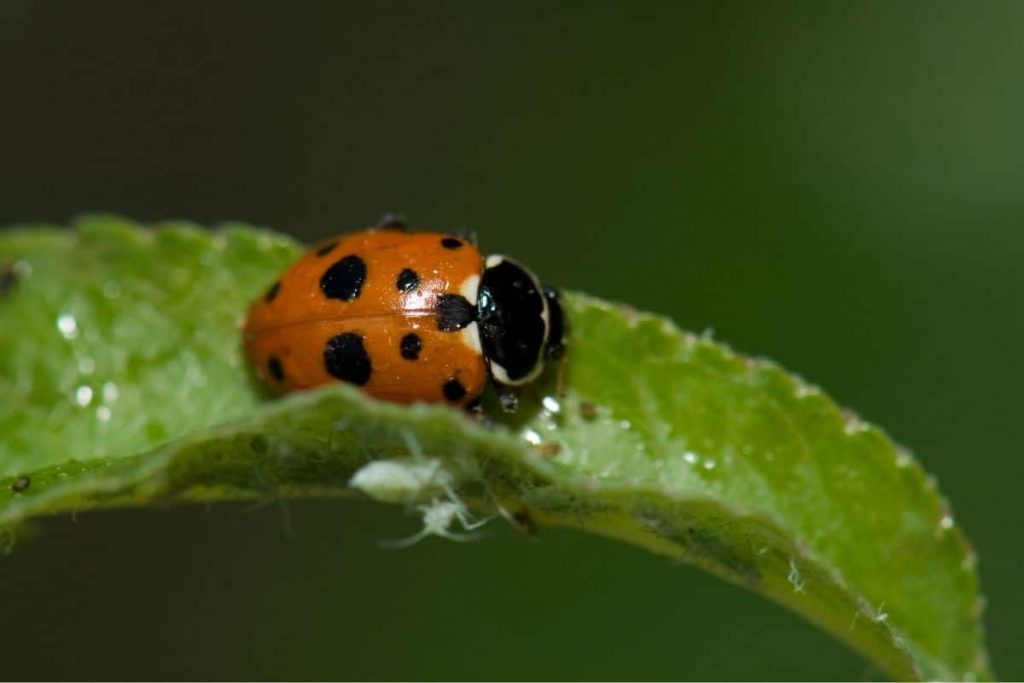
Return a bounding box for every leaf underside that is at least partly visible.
[0,216,990,680]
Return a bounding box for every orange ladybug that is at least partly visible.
[243,218,565,410]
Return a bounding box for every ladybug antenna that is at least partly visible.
[374,212,408,230]
[450,227,478,246]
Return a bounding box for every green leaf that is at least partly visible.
[0,216,989,681]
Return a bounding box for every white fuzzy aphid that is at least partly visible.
[381,496,492,549]
[348,441,493,547]
[348,457,455,504]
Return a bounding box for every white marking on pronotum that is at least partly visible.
[460,274,480,304]
[460,321,483,355]
[489,360,513,385]
[456,271,485,355]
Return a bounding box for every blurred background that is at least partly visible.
[1,1,1021,679]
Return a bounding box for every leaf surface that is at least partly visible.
[0,217,989,680]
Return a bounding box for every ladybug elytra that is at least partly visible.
[243,220,565,410]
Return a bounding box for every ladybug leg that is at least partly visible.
[546,339,566,361]
[540,285,569,396]
[553,350,569,398]
[543,286,566,361]
[466,399,502,428]
[451,227,478,246]
[511,509,538,535]
[496,384,520,413]
[375,212,408,230]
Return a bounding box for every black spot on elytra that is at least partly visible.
[443,378,467,402]
[324,332,372,385]
[264,281,281,303]
[321,255,367,301]
[436,293,475,331]
[11,475,30,493]
[396,268,420,292]
[315,241,339,257]
[400,333,422,360]
[441,237,463,249]
[267,356,285,382]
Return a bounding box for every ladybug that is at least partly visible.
[243,217,565,411]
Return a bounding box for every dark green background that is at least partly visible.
[1,2,1020,679]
